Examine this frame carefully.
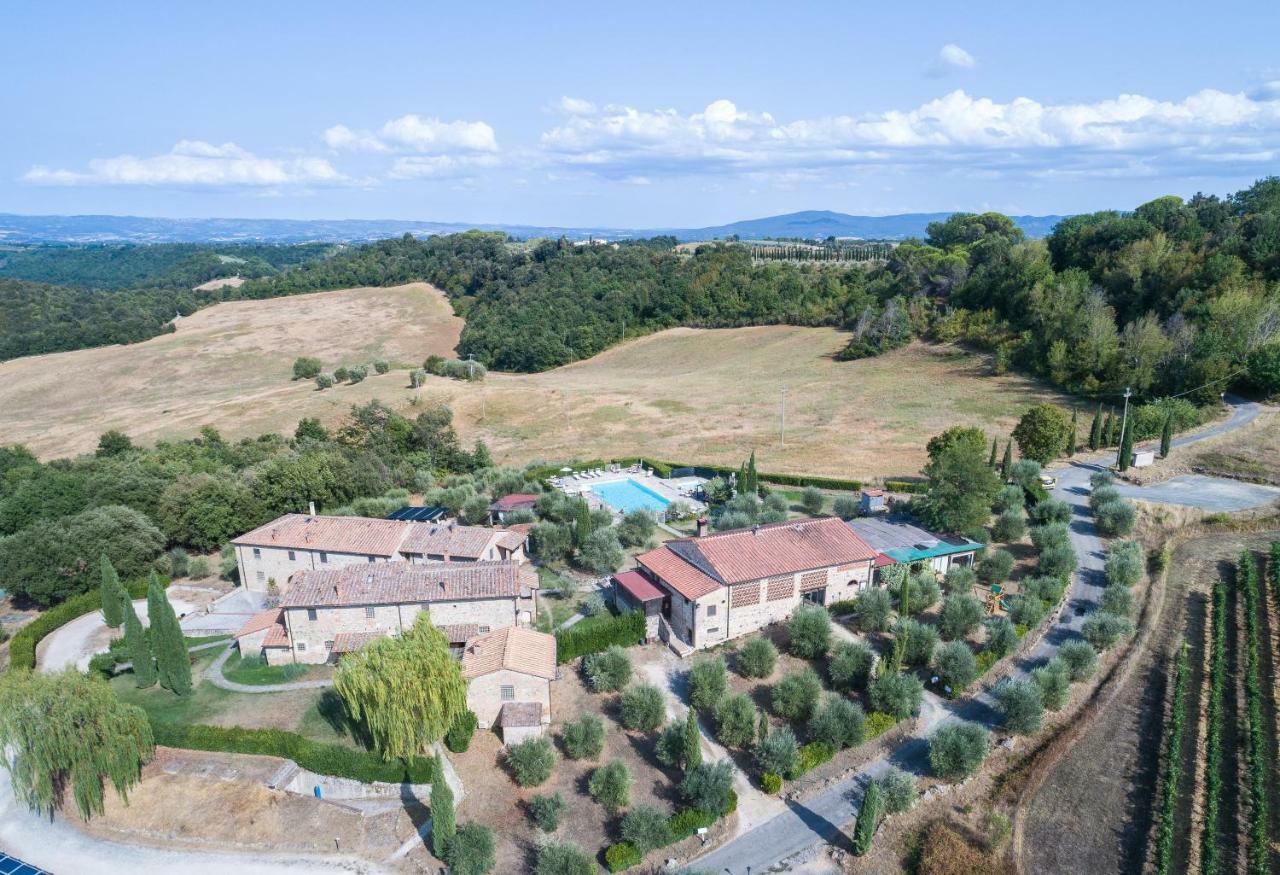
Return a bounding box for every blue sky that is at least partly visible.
[4,1,1280,227]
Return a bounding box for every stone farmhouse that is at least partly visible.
[239,560,539,665]
[231,513,528,595]
[461,626,557,743]
[633,517,877,652]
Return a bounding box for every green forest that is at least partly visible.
[2,178,1278,404]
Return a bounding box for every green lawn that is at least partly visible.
[110,650,238,725]
[221,650,330,686]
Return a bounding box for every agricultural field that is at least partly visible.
[1020,529,1280,875]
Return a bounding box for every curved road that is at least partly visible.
[694,396,1268,873]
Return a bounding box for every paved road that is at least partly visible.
[37,597,197,673]
[1115,473,1280,512]
[694,396,1268,872]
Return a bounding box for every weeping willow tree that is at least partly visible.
[334,614,467,760]
[0,669,154,821]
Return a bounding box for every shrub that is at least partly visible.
[878,767,919,813]
[1082,611,1134,650]
[445,710,477,753]
[1037,544,1078,579]
[808,695,865,749]
[535,840,595,875]
[993,677,1044,734]
[933,640,979,693]
[993,508,1026,542]
[788,603,832,658]
[580,593,607,617]
[333,365,350,382]
[604,843,642,872]
[895,618,939,666]
[833,496,860,520]
[1007,594,1048,628]
[561,713,606,760]
[506,737,557,787]
[892,572,941,614]
[529,792,567,832]
[409,368,427,388]
[828,640,875,692]
[1058,639,1098,681]
[619,684,665,732]
[984,616,1018,658]
[791,741,836,778]
[993,484,1025,513]
[1032,657,1071,711]
[929,721,990,780]
[555,611,644,663]
[760,772,783,794]
[1090,485,1120,512]
[188,556,211,579]
[655,722,685,767]
[589,759,632,813]
[621,803,673,853]
[347,364,368,384]
[851,781,883,856]
[1104,540,1144,587]
[856,588,893,632]
[978,549,1015,585]
[579,528,624,574]
[714,692,758,749]
[1089,469,1115,489]
[1028,498,1071,526]
[939,593,985,640]
[771,668,823,722]
[870,671,924,719]
[865,711,898,738]
[1030,522,1070,552]
[292,356,323,380]
[736,637,778,679]
[584,645,633,693]
[372,358,390,375]
[1101,584,1136,617]
[680,759,735,816]
[943,565,977,594]
[688,656,728,710]
[1022,575,1066,604]
[800,486,824,514]
[754,726,799,777]
[445,823,496,875]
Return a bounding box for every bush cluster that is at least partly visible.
[555,611,644,663]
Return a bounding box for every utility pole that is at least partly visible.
[780,385,788,448]
[467,353,475,381]
[1118,386,1132,468]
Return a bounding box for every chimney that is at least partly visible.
[752,524,760,535]
[332,584,340,598]
[696,517,708,538]
[309,501,316,516]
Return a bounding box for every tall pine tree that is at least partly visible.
[1088,404,1103,451]
[148,573,191,696]
[988,438,998,467]
[682,708,702,772]
[123,594,155,688]
[431,771,456,858]
[1160,413,1174,458]
[1117,416,1134,472]
[101,554,124,629]
[1000,441,1013,482]
[1066,409,1078,457]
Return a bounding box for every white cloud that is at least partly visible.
[538,88,1280,181]
[23,140,347,187]
[388,154,501,180]
[557,96,597,115]
[938,43,977,70]
[325,115,498,154]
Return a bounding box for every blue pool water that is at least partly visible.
[590,479,672,514]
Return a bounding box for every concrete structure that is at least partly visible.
[613,570,664,642]
[460,626,556,742]
[846,517,981,577]
[231,514,527,595]
[243,560,538,665]
[859,488,887,515]
[633,517,877,652]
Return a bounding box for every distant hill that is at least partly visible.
[0,209,1070,245]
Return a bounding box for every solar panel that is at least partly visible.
[0,853,53,875]
[386,505,447,522]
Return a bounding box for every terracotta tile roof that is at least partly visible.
[232,513,410,556]
[331,630,385,653]
[498,701,543,727]
[489,493,539,512]
[399,522,501,559]
[638,517,877,596]
[280,561,537,609]
[614,570,664,603]
[439,623,480,645]
[495,528,529,551]
[234,608,284,639]
[262,623,291,648]
[635,546,721,600]
[461,626,556,681]
[874,552,899,568]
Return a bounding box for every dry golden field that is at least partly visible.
[0,285,1067,479]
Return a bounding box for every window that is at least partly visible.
[707,627,721,636]
[307,608,317,622]
[706,604,717,617]
[319,551,328,563]
[365,606,376,619]
[288,550,296,561]
[256,571,265,584]
[324,640,334,651]
[252,548,261,559]
[428,553,445,561]
[368,556,376,563]
[479,625,491,633]
[501,685,515,701]
[296,642,307,652]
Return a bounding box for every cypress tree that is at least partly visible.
[573,498,593,549]
[1000,441,1013,482]
[1160,412,1173,458]
[1088,404,1103,451]
[1066,409,1078,457]
[148,573,191,696]
[746,451,759,496]
[430,771,456,858]
[1102,410,1115,447]
[682,708,702,772]
[988,438,998,467]
[1118,416,1134,472]
[851,780,884,855]
[757,710,770,745]
[101,554,124,629]
[123,592,156,688]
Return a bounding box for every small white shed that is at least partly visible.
[1132,450,1156,468]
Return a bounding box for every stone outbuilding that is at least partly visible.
[460,626,556,743]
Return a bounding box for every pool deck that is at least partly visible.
[555,471,706,516]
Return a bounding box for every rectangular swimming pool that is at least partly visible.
[590,478,672,514]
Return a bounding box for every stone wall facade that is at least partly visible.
[466,668,552,730]
[236,544,389,595]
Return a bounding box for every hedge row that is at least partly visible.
[6,576,170,672]
[1200,574,1227,875]
[605,790,738,872]
[1239,552,1268,875]
[149,720,438,784]
[883,479,929,495]
[555,610,646,664]
[1153,645,1189,875]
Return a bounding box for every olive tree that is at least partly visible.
[928,721,990,780]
